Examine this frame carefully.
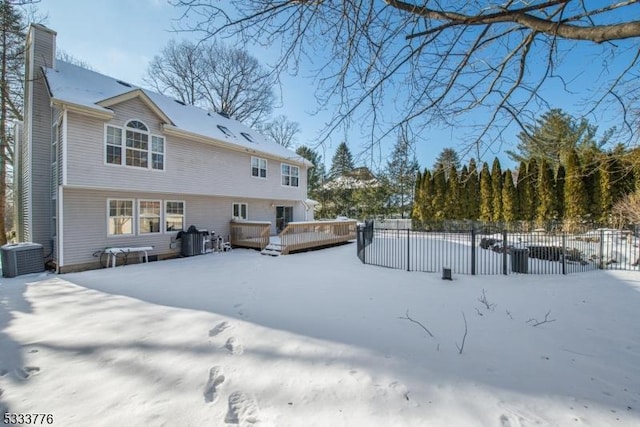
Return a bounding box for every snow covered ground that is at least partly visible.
[0,242,639,426]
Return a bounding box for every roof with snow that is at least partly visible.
[43,61,310,166]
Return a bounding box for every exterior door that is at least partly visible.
[276,206,293,233]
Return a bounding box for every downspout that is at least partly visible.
[301,199,310,221]
[57,108,68,273]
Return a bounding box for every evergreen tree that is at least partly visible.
[525,158,539,220]
[608,144,635,209]
[581,149,602,221]
[479,162,493,222]
[421,169,434,221]
[564,149,588,221]
[411,171,424,222]
[432,165,447,220]
[444,165,459,219]
[507,109,608,169]
[536,159,555,223]
[490,158,503,221]
[516,161,529,220]
[329,141,354,178]
[458,164,469,219]
[385,132,420,218]
[466,159,480,220]
[554,164,566,220]
[433,147,460,180]
[296,145,324,199]
[598,154,613,223]
[352,180,389,219]
[411,170,423,226]
[502,170,517,222]
[385,129,419,218]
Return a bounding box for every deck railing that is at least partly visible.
[230,220,271,250]
[279,220,357,254]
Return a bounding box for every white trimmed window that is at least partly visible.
[281,163,300,187]
[125,120,149,168]
[151,136,164,170]
[108,199,134,236]
[165,201,185,232]
[232,203,248,220]
[105,120,164,170]
[251,156,267,178]
[139,200,161,234]
[106,126,122,165]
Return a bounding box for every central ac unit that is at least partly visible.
[1,242,45,278]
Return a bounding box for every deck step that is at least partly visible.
[261,243,283,257]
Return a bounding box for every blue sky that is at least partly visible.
[34,0,632,173]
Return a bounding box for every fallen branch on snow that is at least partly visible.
[456,312,468,355]
[527,310,556,327]
[398,310,434,338]
[478,289,496,311]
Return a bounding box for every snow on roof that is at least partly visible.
[44,61,310,166]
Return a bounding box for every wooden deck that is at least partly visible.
[230,219,358,254]
[230,220,270,250]
[279,220,357,254]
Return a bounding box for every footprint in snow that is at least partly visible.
[209,321,232,337]
[15,366,40,380]
[225,337,244,355]
[225,391,260,425]
[204,366,225,404]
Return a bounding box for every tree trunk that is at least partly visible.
[0,25,8,245]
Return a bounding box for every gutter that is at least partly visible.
[50,98,114,120]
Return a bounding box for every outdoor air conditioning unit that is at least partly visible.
[1,242,45,278]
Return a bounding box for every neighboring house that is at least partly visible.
[323,167,380,190]
[15,24,313,272]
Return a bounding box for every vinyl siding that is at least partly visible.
[60,188,309,268]
[22,25,55,254]
[64,97,308,201]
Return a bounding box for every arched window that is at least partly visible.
[105,120,164,170]
[125,120,149,168]
[127,120,148,131]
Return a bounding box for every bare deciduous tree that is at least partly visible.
[145,40,203,106]
[1,0,30,244]
[173,1,640,149]
[145,39,276,127]
[258,114,300,148]
[612,190,640,224]
[56,49,94,70]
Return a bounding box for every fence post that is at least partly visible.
[363,226,366,265]
[599,229,605,269]
[562,233,566,275]
[406,228,410,272]
[502,229,508,275]
[471,228,476,275]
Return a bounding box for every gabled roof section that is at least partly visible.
[97,89,174,126]
[43,60,311,167]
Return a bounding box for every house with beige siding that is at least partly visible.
[15,24,313,272]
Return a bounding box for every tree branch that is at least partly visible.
[391,0,640,43]
[455,312,468,354]
[398,309,434,338]
[527,310,557,327]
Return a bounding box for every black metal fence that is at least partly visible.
[356,222,640,275]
